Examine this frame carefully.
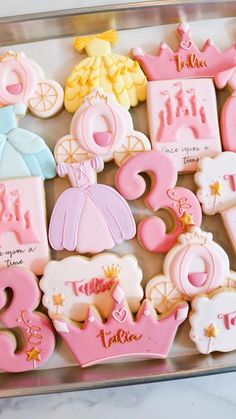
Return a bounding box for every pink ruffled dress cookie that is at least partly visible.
[49,156,136,254]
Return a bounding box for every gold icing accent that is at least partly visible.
[104,264,121,279]
[53,293,65,306]
[26,346,41,362]
[204,323,219,338]
[0,50,19,62]
[74,30,119,52]
[179,212,195,229]
[210,181,223,196]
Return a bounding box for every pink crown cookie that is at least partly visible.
[132,22,236,88]
[116,150,202,253]
[0,177,50,275]
[40,253,143,322]
[0,268,55,372]
[52,283,188,367]
[190,288,236,354]
[49,156,136,254]
[147,79,221,173]
[195,152,236,255]
[0,50,64,118]
[55,88,151,167]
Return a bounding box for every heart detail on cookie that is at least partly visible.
[112,308,128,323]
[180,40,192,50]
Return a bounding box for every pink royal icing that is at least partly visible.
[0,268,55,372]
[52,283,188,367]
[132,22,236,88]
[147,79,221,172]
[221,91,236,152]
[49,156,136,254]
[164,227,229,299]
[115,150,202,253]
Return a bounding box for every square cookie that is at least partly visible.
[0,177,50,274]
[147,78,221,172]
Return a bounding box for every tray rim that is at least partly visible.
[1,0,236,397]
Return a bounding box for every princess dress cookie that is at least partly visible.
[195,152,236,255]
[52,282,188,367]
[64,30,147,112]
[55,88,150,167]
[116,149,202,253]
[0,268,55,372]
[189,288,236,354]
[40,253,143,322]
[146,79,221,172]
[0,177,50,275]
[163,227,229,300]
[0,103,56,180]
[0,50,64,118]
[49,156,136,254]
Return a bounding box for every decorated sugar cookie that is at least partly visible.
[49,156,136,254]
[0,103,56,180]
[145,275,186,313]
[0,177,50,275]
[221,92,236,152]
[0,50,64,118]
[64,30,147,112]
[195,152,236,254]
[116,150,202,253]
[0,268,55,372]
[55,88,150,167]
[52,282,188,367]
[147,79,221,172]
[164,227,229,299]
[40,254,143,322]
[132,22,236,88]
[190,288,236,354]
[222,270,236,288]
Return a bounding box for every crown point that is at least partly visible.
[178,22,191,35]
[144,309,150,317]
[206,38,214,47]
[160,42,167,50]
[88,316,95,323]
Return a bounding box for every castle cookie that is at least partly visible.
[0,177,50,275]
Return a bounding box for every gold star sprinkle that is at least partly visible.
[179,212,195,229]
[210,181,223,196]
[26,346,41,362]
[204,323,219,338]
[53,293,65,306]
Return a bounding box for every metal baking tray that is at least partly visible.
[1,0,236,398]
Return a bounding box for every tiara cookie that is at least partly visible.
[52,282,188,367]
[132,22,236,87]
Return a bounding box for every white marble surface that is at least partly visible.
[1,372,236,418]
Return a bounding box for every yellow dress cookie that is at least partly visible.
[65,30,147,112]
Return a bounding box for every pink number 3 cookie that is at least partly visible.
[0,268,55,372]
[116,150,202,253]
